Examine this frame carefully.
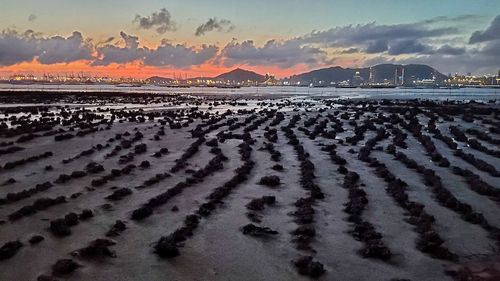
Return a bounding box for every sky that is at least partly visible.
[0,0,499,78]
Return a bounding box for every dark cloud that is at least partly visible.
[478,39,500,57]
[292,18,479,63]
[93,32,217,68]
[38,31,93,64]
[220,39,331,67]
[433,44,466,55]
[387,40,431,55]
[0,30,92,66]
[362,14,500,74]
[0,30,39,66]
[134,8,177,34]
[299,22,458,48]
[365,36,498,75]
[379,52,499,75]
[365,40,388,53]
[420,14,483,25]
[92,32,145,66]
[469,15,500,43]
[28,14,37,22]
[195,18,234,36]
[144,41,218,68]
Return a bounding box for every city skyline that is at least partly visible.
[1,0,499,78]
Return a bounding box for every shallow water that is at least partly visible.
[1,83,499,101]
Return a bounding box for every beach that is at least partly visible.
[0,90,499,281]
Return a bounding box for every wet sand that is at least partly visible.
[0,92,499,281]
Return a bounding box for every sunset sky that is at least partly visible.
[1,0,499,78]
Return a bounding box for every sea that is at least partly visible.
[0,84,499,102]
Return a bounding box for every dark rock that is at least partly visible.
[106,220,127,237]
[131,206,152,221]
[206,138,218,147]
[154,237,179,258]
[241,224,278,236]
[64,213,79,226]
[293,256,326,278]
[76,239,116,258]
[79,209,94,220]
[271,164,284,171]
[106,188,132,201]
[337,166,348,174]
[52,259,79,275]
[70,192,82,199]
[246,196,276,211]
[29,235,45,244]
[258,175,281,187]
[0,241,23,260]
[2,178,16,185]
[50,219,71,237]
[361,240,392,260]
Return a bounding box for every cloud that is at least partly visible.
[290,18,478,62]
[365,40,388,53]
[387,39,431,55]
[93,32,217,68]
[134,8,177,34]
[433,44,466,55]
[28,14,37,22]
[195,18,234,36]
[95,36,115,47]
[0,30,92,66]
[469,15,500,43]
[321,15,500,74]
[144,41,218,68]
[220,39,331,68]
[374,52,499,75]
[92,32,146,66]
[0,13,497,74]
[38,31,93,64]
[340,48,360,54]
[477,39,500,57]
[420,14,483,25]
[299,22,458,48]
[0,30,39,66]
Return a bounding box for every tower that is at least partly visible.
[369,67,374,84]
[401,68,405,86]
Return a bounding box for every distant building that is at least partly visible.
[444,74,498,86]
[352,71,363,86]
[394,68,405,86]
[262,74,278,86]
[413,78,437,87]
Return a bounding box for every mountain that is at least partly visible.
[288,64,447,84]
[215,68,266,83]
[146,76,174,84]
[288,66,365,84]
[146,64,446,85]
